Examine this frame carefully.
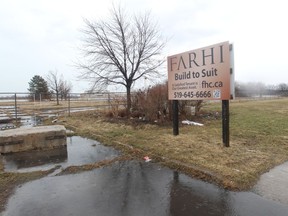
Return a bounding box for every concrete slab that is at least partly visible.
[253,161,288,205]
[0,125,66,153]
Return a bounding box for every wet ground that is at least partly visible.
[0,105,98,130]
[1,160,288,216]
[253,161,288,206]
[1,106,288,215]
[0,105,44,130]
[1,136,120,172]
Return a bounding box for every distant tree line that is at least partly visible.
[235,82,288,98]
[28,71,72,105]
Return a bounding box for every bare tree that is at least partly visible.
[46,70,62,105]
[77,5,165,114]
[59,80,72,100]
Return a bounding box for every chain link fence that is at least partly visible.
[0,92,127,130]
[1,90,287,130]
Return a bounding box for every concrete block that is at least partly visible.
[0,125,67,153]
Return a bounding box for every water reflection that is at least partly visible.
[1,136,120,172]
[170,171,233,215]
[0,106,99,130]
[2,147,67,170]
[170,171,288,216]
[2,161,288,216]
[20,115,44,127]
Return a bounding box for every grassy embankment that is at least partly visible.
[62,98,288,190]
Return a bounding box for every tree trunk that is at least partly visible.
[194,100,203,116]
[126,84,132,117]
[56,91,59,105]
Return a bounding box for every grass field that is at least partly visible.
[61,98,288,190]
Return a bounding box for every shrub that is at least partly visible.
[131,82,169,122]
[107,81,205,121]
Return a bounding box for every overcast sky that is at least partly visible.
[0,0,287,93]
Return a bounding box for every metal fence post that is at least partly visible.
[14,93,17,123]
[68,93,71,117]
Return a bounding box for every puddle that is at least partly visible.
[19,115,44,127]
[1,136,120,172]
[0,104,100,130]
[0,116,42,130]
[2,160,288,216]
[2,148,67,171]
[0,106,15,109]
[41,106,98,114]
[0,122,15,130]
[69,107,100,113]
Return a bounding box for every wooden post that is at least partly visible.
[172,100,179,136]
[222,100,230,147]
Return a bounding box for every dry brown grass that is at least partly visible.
[58,155,132,176]
[61,98,288,190]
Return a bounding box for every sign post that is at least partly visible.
[172,100,179,135]
[222,100,229,147]
[167,41,234,146]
